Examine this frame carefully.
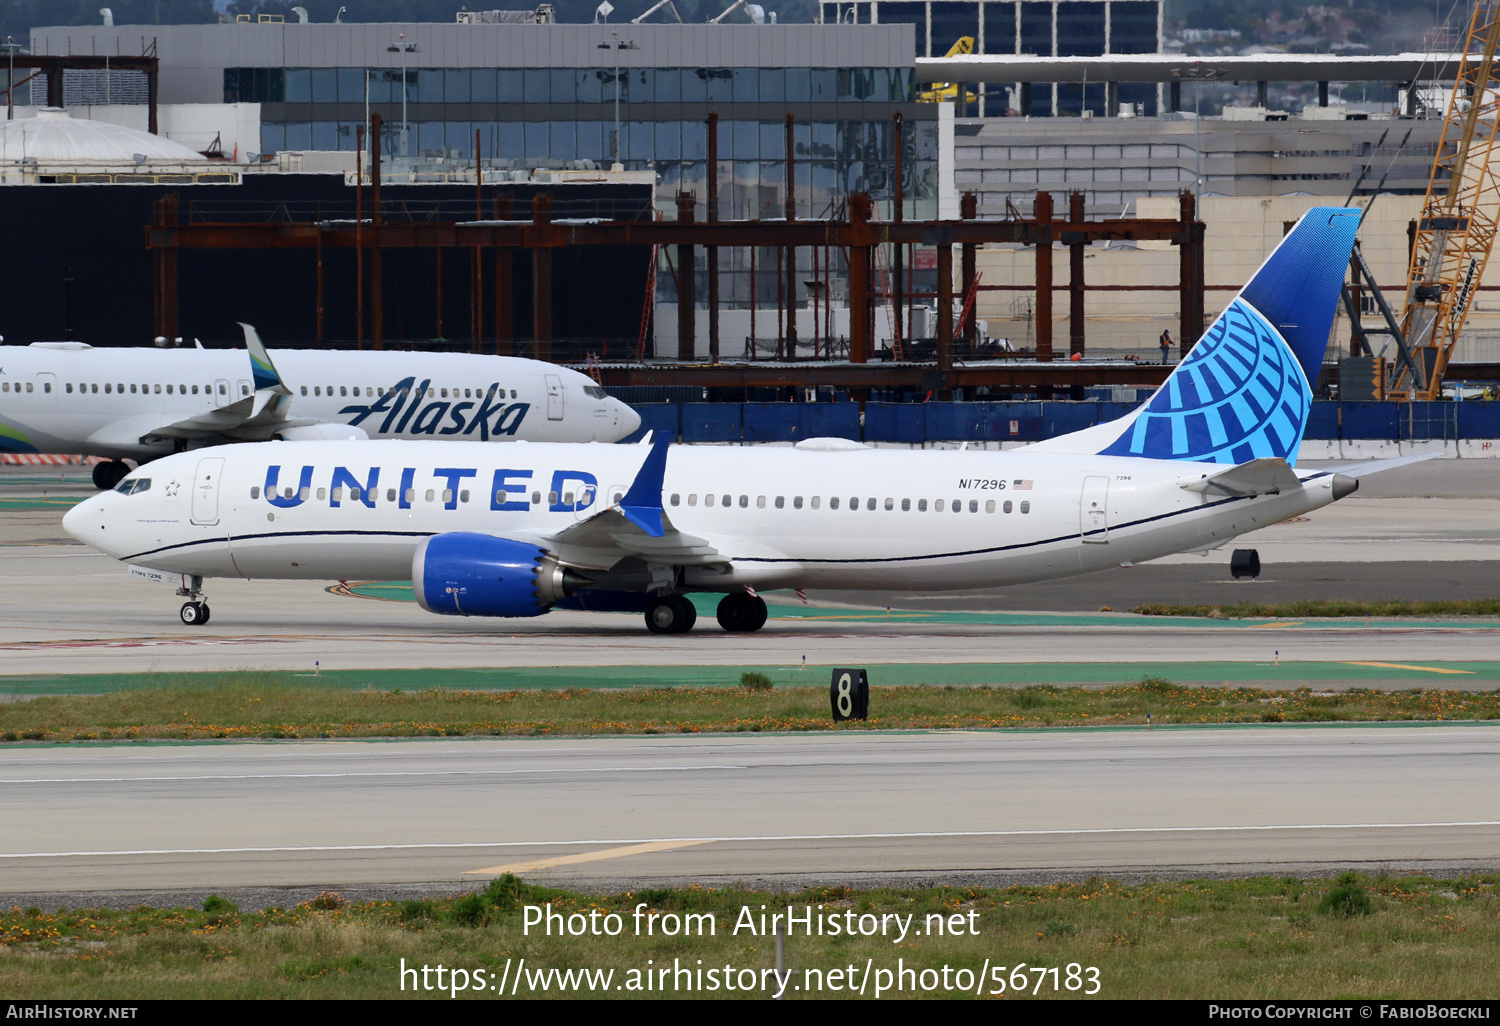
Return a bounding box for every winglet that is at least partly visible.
[240,323,290,395]
[618,433,670,538]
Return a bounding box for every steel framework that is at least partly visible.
[1392,2,1500,399]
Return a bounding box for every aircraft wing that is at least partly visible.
[102,326,364,445]
[539,434,729,571]
[544,508,726,570]
[142,395,260,439]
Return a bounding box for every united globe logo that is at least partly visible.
[1103,299,1312,465]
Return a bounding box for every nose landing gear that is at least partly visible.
[175,575,211,626]
[179,601,211,626]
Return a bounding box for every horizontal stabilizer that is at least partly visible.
[1181,458,1303,497]
[1306,453,1441,479]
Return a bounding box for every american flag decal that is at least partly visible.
[1013,479,1033,490]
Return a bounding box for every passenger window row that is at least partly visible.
[55,382,239,396]
[243,483,608,511]
[297,385,520,399]
[248,484,481,505]
[236,485,1034,516]
[666,493,1032,514]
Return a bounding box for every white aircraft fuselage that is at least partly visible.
[63,439,1350,592]
[0,344,639,459]
[60,205,1375,633]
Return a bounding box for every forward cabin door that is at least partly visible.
[1080,475,1110,543]
[191,456,225,526]
[545,374,565,421]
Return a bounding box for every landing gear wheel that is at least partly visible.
[645,595,697,634]
[717,592,768,632]
[92,460,130,490]
[179,601,209,626]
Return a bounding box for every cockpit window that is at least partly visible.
[583,385,608,399]
[114,478,151,495]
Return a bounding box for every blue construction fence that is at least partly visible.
[622,401,1500,445]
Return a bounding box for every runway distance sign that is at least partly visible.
[831,668,869,722]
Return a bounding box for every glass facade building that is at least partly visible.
[30,22,935,222]
[223,63,932,221]
[821,0,1162,116]
[31,21,936,338]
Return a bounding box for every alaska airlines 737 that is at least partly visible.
[65,207,1399,631]
[0,326,639,488]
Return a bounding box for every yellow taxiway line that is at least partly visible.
[462,839,715,876]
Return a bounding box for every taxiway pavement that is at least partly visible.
[2,725,1496,893]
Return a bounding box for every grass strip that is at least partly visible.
[1134,599,1500,618]
[2,674,1497,742]
[2,873,1497,999]
[8,660,1500,699]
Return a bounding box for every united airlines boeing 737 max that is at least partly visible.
[0,326,639,488]
[66,207,1400,631]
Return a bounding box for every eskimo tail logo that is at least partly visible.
[249,352,280,392]
[339,377,530,441]
[0,420,38,453]
[1101,299,1311,464]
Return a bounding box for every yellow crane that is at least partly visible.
[918,36,978,105]
[1389,3,1500,400]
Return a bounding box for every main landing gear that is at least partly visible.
[176,575,210,626]
[92,460,130,490]
[645,594,697,634]
[644,592,769,634]
[716,592,767,632]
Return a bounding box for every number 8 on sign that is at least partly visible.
[830,668,869,722]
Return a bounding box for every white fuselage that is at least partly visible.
[0,345,638,457]
[64,440,1344,593]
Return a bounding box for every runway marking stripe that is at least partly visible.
[461,840,716,875]
[0,766,745,785]
[6,822,1499,859]
[1343,661,1476,675]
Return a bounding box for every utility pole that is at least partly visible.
[597,33,639,169]
[387,33,418,159]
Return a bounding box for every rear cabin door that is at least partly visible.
[1080,475,1109,543]
[191,456,225,526]
[545,374,565,421]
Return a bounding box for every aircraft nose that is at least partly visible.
[616,401,642,437]
[61,496,96,547]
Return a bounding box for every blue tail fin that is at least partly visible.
[1098,207,1360,466]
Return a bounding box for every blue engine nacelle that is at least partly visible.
[412,532,586,617]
